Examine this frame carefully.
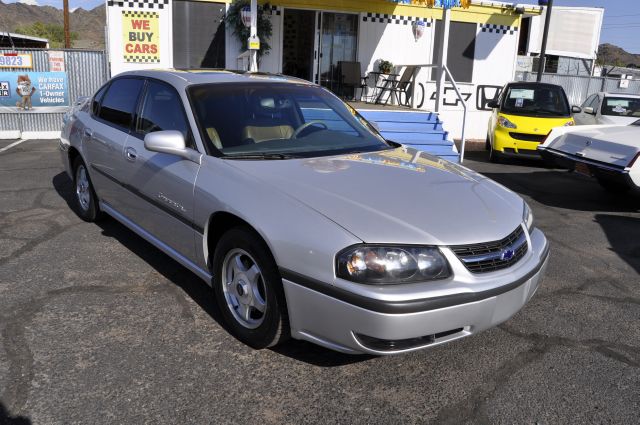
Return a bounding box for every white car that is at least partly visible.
[538,121,640,193]
[573,92,640,126]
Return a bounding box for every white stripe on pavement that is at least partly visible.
[0,139,27,154]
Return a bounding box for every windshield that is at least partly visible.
[601,97,640,118]
[500,84,570,117]
[188,83,390,158]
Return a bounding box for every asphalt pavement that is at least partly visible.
[1,139,639,424]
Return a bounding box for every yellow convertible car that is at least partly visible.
[486,82,580,162]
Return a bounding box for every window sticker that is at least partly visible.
[612,105,627,114]
[509,89,535,100]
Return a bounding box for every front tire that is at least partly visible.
[488,138,502,163]
[73,157,103,222]
[213,227,290,349]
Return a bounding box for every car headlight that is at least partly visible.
[523,201,535,233]
[498,116,517,129]
[336,245,451,284]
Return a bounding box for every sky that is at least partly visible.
[3,0,640,53]
[519,0,639,53]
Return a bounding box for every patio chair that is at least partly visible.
[376,65,418,106]
[338,61,367,101]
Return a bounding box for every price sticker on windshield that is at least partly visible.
[0,53,33,69]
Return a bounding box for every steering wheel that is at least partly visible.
[291,121,328,139]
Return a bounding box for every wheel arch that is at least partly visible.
[203,211,279,273]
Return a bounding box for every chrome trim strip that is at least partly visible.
[100,201,213,285]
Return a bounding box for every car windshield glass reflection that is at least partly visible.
[500,85,570,117]
[189,83,390,158]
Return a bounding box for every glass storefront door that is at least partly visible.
[318,12,358,93]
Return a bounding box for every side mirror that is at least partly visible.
[487,100,500,109]
[571,105,582,114]
[144,130,201,163]
[583,106,595,115]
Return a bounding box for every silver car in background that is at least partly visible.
[60,70,549,355]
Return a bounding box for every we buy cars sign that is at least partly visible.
[122,10,160,63]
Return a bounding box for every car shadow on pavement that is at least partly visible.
[52,172,371,367]
[464,152,640,213]
[0,402,31,425]
[595,214,640,274]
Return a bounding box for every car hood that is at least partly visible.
[500,112,573,134]
[598,115,638,126]
[225,147,524,245]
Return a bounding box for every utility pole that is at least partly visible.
[63,0,71,48]
[537,0,553,81]
[249,0,258,72]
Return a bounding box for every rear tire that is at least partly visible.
[213,227,290,349]
[72,156,103,222]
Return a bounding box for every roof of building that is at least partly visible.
[0,31,49,43]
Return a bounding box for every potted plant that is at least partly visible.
[378,60,394,74]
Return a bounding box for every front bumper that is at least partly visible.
[281,228,549,355]
[493,129,543,158]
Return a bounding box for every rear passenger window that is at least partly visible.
[98,78,144,130]
[137,80,193,147]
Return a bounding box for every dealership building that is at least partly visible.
[106,0,604,139]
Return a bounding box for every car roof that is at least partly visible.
[114,69,315,90]
[506,81,564,89]
[599,92,640,98]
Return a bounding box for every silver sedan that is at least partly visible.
[60,70,549,355]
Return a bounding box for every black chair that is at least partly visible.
[338,61,368,101]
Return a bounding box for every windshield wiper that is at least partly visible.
[223,153,301,160]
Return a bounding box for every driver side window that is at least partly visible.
[581,94,595,109]
[137,80,194,148]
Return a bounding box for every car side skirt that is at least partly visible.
[100,201,214,285]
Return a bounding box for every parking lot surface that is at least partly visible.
[1,139,639,424]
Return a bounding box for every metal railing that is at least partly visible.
[396,63,468,163]
[442,65,467,163]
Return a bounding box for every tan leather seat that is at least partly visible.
[242,125,294,143]
[206,127,223,150]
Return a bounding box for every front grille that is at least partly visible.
[450,226,528,273]
[509,132,546,142]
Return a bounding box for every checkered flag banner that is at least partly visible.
[480,23,516,35]
[108,0,169,10]
[364,13,433,26]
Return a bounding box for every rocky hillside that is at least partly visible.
[0,1,106,49]
[598,43,640,68]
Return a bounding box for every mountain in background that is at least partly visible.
[598,43,640,68]
[0,0,105,49]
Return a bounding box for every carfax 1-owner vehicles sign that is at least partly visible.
[0,72,69,113]
[123,10,160,63]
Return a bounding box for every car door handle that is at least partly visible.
[125,147,137,162]
[84,128,93,138]
[576,151,586,157]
